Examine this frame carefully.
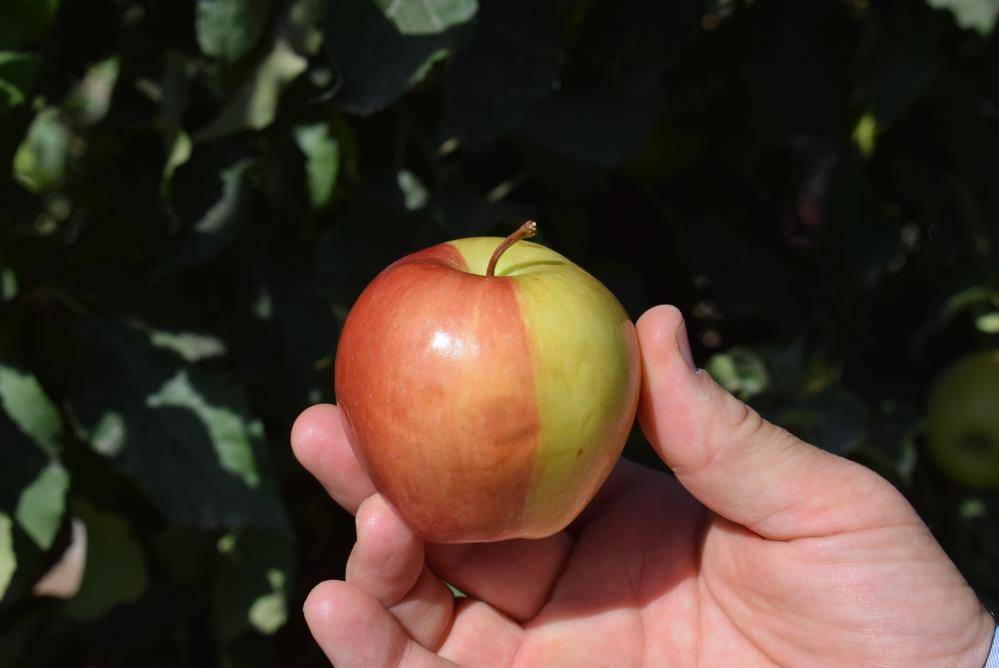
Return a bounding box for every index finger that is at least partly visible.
[291,403,574,621]
[291,404,376,513]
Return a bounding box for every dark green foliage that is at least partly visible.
[1,0,999,664]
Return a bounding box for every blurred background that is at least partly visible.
[2,0,999,664]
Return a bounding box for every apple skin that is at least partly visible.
[926,350,999,489]
[334,236,641,543]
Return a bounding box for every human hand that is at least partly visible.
[292,305,996,667]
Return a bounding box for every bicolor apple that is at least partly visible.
[334,223,641,543]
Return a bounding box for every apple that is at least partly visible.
[926,350,999,489]
[334,223,641,543]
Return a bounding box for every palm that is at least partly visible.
[476,461,984,667]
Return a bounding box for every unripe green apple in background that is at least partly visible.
[926,350,999,489]
[334,223,641,543]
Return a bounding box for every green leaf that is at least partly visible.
[374,0,477,35]
[146,370,261,489]
[126,320,228,362]
[293,123,339,209]
[195,1,318,141]
[15,462,68,550]
[0,373,69,551]
[196,39,305,141]
[0,363,62,456]
[976,312,999,333]
[0,266,15,302]
[0,52,41,115]
[444,581,466,598]
[706,347,770,401]
[192,157,256,235]
[196,0,273,62]
[68,319,288,530]
[150,329,227,362]
[64,498,149,621]
[852,113,878,157]
[12,107,70,193]
[396,169,428,211]
[214,529,294,640]
[326,0,474,114]
[912,287,999,353]
[0,513,14,600]
[927,0,999,35]
[64,56,120,127]
[0,0,60,49]
[163,153,257,273]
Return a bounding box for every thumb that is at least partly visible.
[636,305,917,540]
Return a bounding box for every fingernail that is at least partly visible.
[676,320,695,371]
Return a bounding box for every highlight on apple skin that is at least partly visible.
[334,223,642,543]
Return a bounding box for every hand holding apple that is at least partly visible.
[334,222,641,543]
[298,306,996,667]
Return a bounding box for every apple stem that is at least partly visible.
[486,221,538,277]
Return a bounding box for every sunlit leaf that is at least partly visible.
[0,364,62,456]
[65,56,120,126]
[976,312,999,333]
[706,347,770,401]
[127,321,228,362]
[293,123,339,209]
[375,0,477,35]
[196,38,306,140]
[0,367,69,551]
[912,287,999,353]
[0,513,14,600]
[147,370,261,489]
[214,529,293,640]
[326,0,474,114]
[852,113,878,157]
[162,129,192,194]
[12,107,70,193]
[68,319,288,530]
[163,154,257,273]
[396,169,428,210]
[15,462,68,550]
[927,0,999,35]
[193,158,255,235]
[0,266,16,302]
[196,0,273,62]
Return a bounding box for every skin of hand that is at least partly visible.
[291,305,996,667]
